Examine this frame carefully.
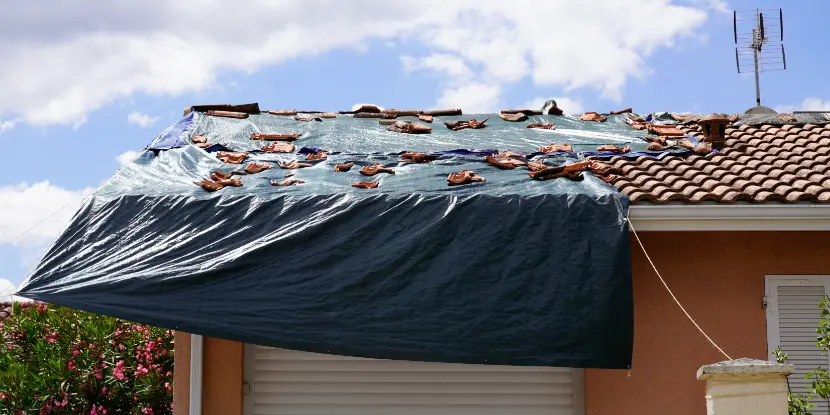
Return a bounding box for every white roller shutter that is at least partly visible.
[244,345,584,415]
[766,275,830,414]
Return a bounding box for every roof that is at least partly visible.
[123,107,651,199]
[131,103,830,205]
[602,122,830,204]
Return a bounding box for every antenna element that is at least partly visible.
[734,8,786,111]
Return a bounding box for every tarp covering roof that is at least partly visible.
[115,111,660,198]
[18,109,636,369]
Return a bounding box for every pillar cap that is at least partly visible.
[697,358,793,380]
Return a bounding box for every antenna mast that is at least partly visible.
[734,8,786,113]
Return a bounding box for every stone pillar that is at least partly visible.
[697,358,793,415]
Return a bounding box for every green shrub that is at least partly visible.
[0,302,174,415]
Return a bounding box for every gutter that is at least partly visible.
[189,334,203,415]
[629,204,830,231]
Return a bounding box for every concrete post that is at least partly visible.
[697,358,793,415]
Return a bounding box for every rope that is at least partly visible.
[1,200,75,246]
[627,213,733,360]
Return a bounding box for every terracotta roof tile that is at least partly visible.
[596,121,830,204]
[0,302,12,322]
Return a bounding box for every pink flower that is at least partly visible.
[113,363,127,381]
[141,406,153,414]
[0,392,5,400]
[101,386,107,394]
[134,364,149,376]
[72,350,79,356]
[67,360,77,370]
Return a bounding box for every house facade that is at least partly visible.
[171,228,830,415]
[170,119,830,415]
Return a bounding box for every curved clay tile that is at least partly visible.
[656,191,686,204]
[754,191,787,202]
[688,191,719,202]
[711,185,737,197]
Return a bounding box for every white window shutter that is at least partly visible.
[767,276,830,414]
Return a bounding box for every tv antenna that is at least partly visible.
[734,8,786,113]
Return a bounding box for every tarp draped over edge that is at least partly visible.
[19,191,633,368]
[18,110,635,368]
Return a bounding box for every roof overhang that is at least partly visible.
[628,204,830,231]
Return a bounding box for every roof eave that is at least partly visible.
[629,204,830,231]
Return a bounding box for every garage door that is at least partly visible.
[244,345,584,415]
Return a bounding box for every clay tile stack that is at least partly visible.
[594,121,830,204]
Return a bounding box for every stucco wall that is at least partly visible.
[173,334,244,415]
[172,332,190,415]
[585,231,830,415]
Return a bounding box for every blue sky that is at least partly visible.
[1,0,828,287]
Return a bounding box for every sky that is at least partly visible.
[1,0,828,288]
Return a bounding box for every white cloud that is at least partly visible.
[774,98,830,114]
[0,181,94,248]
[519,96,585,115]
[689,0,730,14]
[0,1,714,126]
[436,83,501,114]
[0,120,16,134]
[127,111,159,128]
[116,150,140,166]
[401,54,473,80]
[0,279,15,300]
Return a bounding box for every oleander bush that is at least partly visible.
[0,302,174,415]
